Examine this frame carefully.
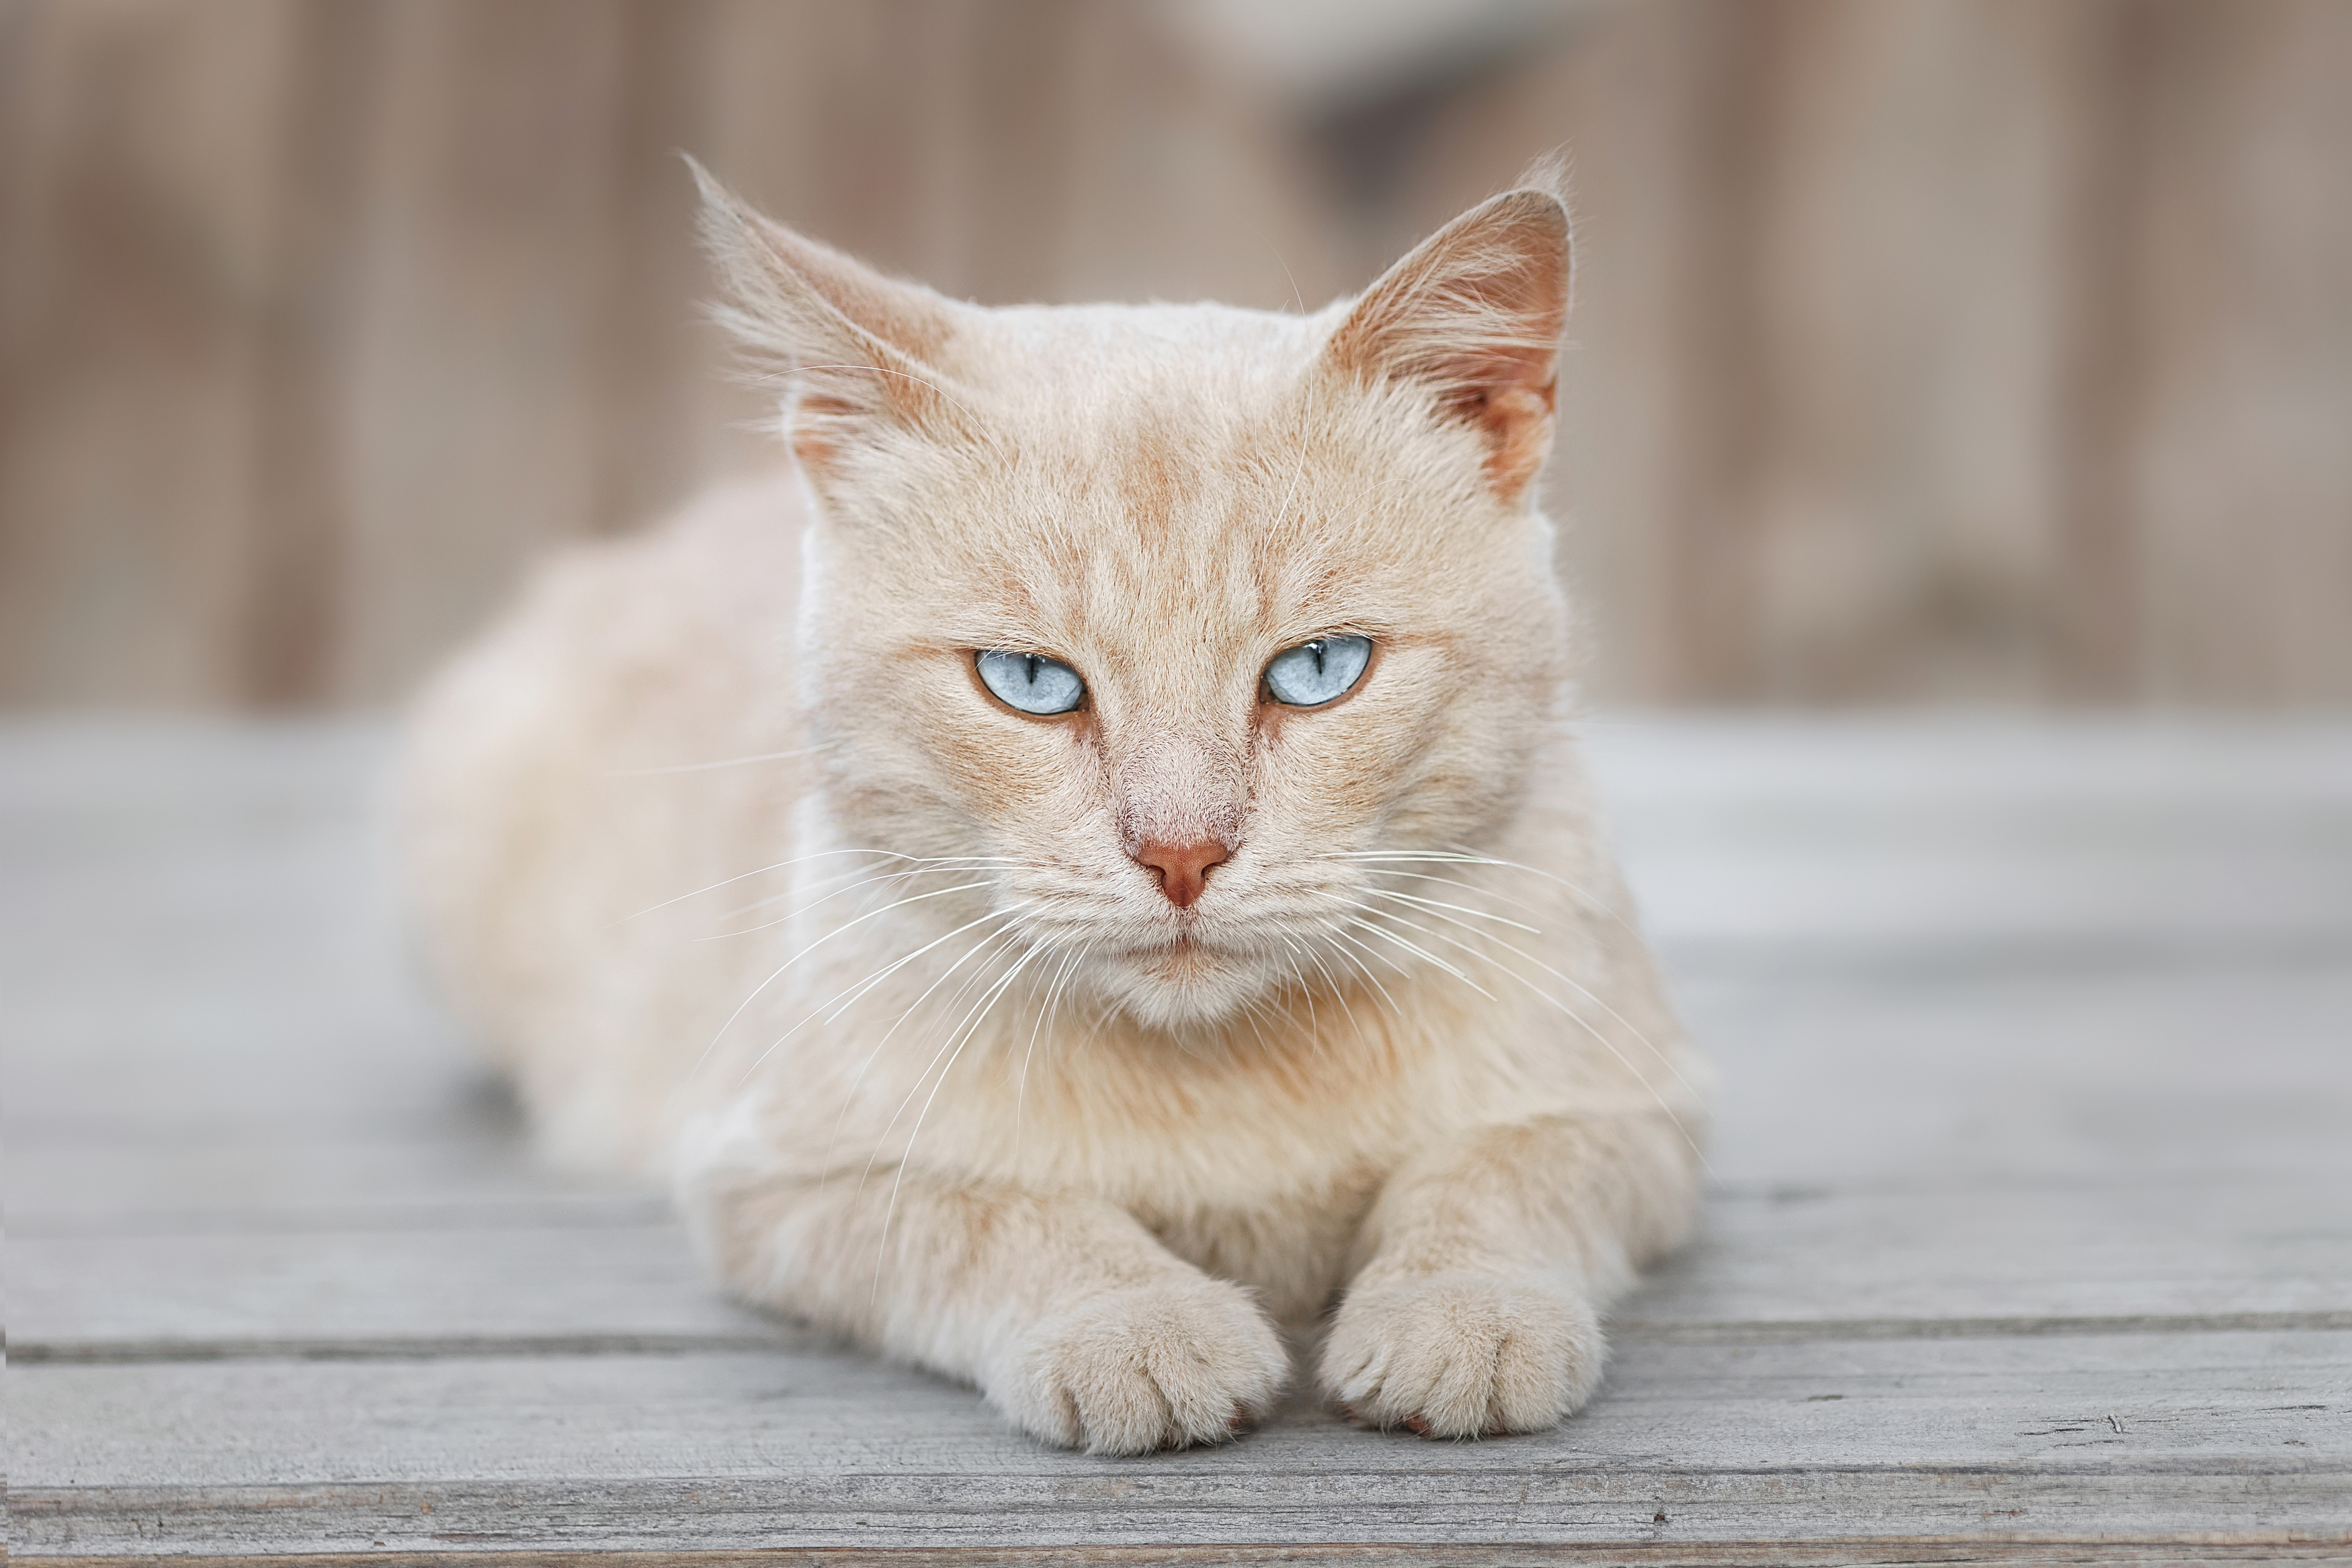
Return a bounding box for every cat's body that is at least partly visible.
[401,168,1708,1454]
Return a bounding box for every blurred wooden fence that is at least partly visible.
[3,0,2347,708]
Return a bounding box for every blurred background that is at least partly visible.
[5,0,2348,712]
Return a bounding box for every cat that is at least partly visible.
[398,160,1709,1455]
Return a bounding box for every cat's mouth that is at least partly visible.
[1122,928,1222,973]
[1085,921,1287,1028]
[1135,930,1205,959]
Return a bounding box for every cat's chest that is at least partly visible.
[956,1016,1499,1211]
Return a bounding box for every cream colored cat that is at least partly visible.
[399,163,1708,1455]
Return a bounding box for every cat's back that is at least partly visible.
[399,470,806,1171]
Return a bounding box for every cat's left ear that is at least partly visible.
[689,159,971,482]
[1325,180,1571,505]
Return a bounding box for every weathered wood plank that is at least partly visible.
[14,1332,2347,1552]
[20,1473,2351,1560]
[1671,963,2352,1185]
[11,1221,755,1350]
[16,1173,2351,1354]
[1578,714,2352,965]
[7,1127,656,1233]
[16,1544,2352,1568]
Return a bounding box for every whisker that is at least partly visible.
[1272,937,1323,1055]
[622,846,1009,925]
[1354,894,1710,1107]
[1321,926,1410,1022]
[699,860,1009,940]
[1347,904,1712,1172]
[1333,910,1495,1000]
[1015,942,1089,1155]
[870,940,1034,1184]
[816,909,1034,1177]
[605,742,835,777]
[709,859,875,921]
[1439,843,1642,937]
[712,857,1011,924]
[1323,848,1648,947]
[868,941,1045,1299]
[1262,979,1313,1043]
[1232,986,1277,1055]
[1314,891,1490,991]
[814,907,1028,1031]
[1337,866,1552,920]
[1283,932,1357,1042]
[1359,885,1540,934]
[696,879,1001,1065]
[735,901,1030,1098]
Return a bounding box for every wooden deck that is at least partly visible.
[10,715,2351,1563]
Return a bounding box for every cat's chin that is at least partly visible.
[1090,939,1284,1033]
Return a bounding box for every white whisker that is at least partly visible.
[1439,843,1642,936]
[1232,986,1278,1055]
[1322,926,1410,1022]
[697,879,1001,1065]
[1360,885,1540,934]
[605,742,834,777]
[868,940,1044,1299]
[817,909,1034,1178]
[712,857,1011,924]
[1334,910,1495,1000]
[700,860,1008,940]
[1343,866,1552,920]
[621,846,1009,925]
[736,901,1030,1101]
[1355,892,1709,1107]
[1347,903,1712,1170]
[1272,937,1323,1055]
[1328,849,1624,920]
[1016,942,1089,1155]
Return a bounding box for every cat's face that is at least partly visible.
[702,170,1572,1029]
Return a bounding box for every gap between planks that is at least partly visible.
[13,1538,2352,1567]
[17,1309,2352,1366]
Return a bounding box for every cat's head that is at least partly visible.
[701,165,1574,1031]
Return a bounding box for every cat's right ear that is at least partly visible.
[691,159,970,480]
[1323,174,1571,506]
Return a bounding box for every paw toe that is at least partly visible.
[1322,1274,1601,1439]
[998,1277,1288,1455]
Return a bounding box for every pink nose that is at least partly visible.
[1132,838,1230,910]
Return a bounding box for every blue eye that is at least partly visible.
[1264,635,1372,707]
[976,649,1086,715]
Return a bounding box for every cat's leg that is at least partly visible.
[1320,1110,1699,1438]
[689,1166,1290,1454]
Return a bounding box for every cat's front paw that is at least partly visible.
[992,1276,1289,1455]
[1321,1273,1602,1438]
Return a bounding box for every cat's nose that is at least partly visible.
[1132,838,1230,910]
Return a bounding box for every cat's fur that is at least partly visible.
[398,164,1709,1454]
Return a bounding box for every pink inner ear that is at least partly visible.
[785,385,883,474]
[1328,189,1570,504]
[1427,320,1562,499]
[1476,380,1560,499]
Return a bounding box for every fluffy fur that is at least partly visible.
[399,164,1709,1454]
